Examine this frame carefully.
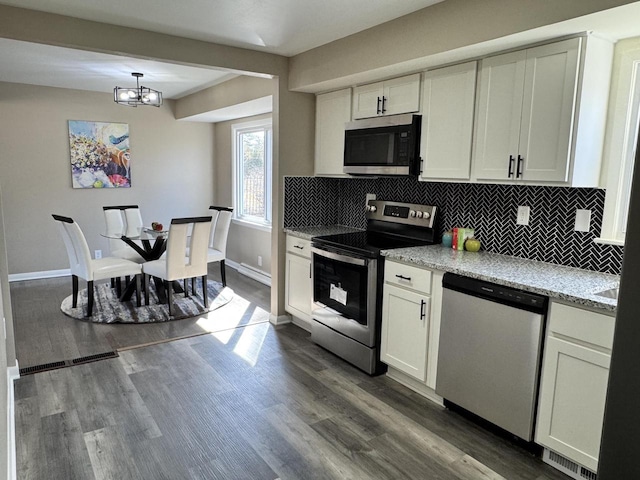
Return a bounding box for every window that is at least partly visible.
[598,39,640,246]
[233,119,272,228]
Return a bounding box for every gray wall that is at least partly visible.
[214,113,272,274]
[0,82,214,275]
[0,185,9,480]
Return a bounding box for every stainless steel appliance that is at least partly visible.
[343,114,421,176]
[311,200,437,374]
[436,273,548,441]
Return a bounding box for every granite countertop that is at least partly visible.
[284,225,363,240]
[382,245,619,313]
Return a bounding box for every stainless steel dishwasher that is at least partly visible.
[436,273,548,441]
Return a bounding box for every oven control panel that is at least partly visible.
[366,200,436,228]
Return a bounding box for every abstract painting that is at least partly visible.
[69,120,131,188]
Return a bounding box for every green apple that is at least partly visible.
[465,237,481,252]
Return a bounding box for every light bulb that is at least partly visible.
[142,95,150,103]
[119,91,129,101]
[128,90,137,99]
[148,92,157,101]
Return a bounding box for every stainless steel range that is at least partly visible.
[311,200,437,375]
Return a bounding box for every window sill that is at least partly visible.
[594,237,625,247]
[232,218,272,233]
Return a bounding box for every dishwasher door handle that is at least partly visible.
[420,299,426,320]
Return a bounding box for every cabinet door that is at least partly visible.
[315,89,352,176]
[352,82,383,119]
[420,62,476,180]
[535,336,610,472]
[519,38,580,182]
[382,73,421,116]
[381,284,430,381]
[285,253,312,321]
[473,50,526,181]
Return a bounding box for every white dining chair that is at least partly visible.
[124,206,144,238]
[53,214,142,317]
[142,216,212,316]
[102,205,145,263]
[207,206,233,287]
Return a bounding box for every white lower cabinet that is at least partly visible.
[381,284,430,381]
[285,236,312,328]
[535,301,615,474]
[381,260,443,391]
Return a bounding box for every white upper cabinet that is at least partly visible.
[420,62,477,181]
[315,88,351,176]
[352,73,421,119]
[473,36,613,186]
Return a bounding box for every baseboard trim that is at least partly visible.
[9,269,70,282]
[386,367,444,406]
[269,314,291,325]
[7,361,19,480]
[291,316,311,332]
[225,260,271,287]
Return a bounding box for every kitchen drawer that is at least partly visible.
[548,301,615,350]
[286,235,311,258]
[384,260,431,294]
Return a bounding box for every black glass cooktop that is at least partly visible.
[313,230,433,258]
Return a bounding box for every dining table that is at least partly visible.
[101,227,183,303]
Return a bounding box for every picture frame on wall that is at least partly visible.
[68,120,131,188]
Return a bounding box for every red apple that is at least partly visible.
[153,223,163,231]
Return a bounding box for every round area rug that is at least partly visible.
[61,279,234,323]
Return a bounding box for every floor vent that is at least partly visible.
[19,351,119,376]
[543,449,597,480]
[72,351,118,364]
[19,360,67,376]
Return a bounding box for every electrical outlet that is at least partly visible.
[575,209,591,232]
[258,255,263,267]
[365,193,376,208]
[517,206,530,226]
[94,249,102,259]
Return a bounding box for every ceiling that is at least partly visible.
[1,0,640,108]
[0,0,442,102]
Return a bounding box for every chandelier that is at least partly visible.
[114,73,163,107]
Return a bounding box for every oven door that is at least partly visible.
[311,246,377,347]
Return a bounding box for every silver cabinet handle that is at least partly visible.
[420,299,426,320]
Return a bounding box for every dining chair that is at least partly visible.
[207,206,233,287]
[102,205,145,263]
[52,214,142,317]
[142,216,212,316]
[124,206,144,238]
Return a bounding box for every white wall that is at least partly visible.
[0,82,215,275]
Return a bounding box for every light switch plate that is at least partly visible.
[575,209,591,232]
[517,206,530,226]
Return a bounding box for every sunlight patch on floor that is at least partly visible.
[195,295,252,343]
[233,318,270,366]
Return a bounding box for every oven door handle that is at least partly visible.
[311,246,368,266]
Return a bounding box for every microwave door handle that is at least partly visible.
[311,247,368,266]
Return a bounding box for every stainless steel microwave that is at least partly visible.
[344,114,421,176]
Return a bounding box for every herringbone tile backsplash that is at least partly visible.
[284,176,624,275]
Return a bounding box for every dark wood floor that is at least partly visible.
[11,265,271,368]
[12,267,569,480]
